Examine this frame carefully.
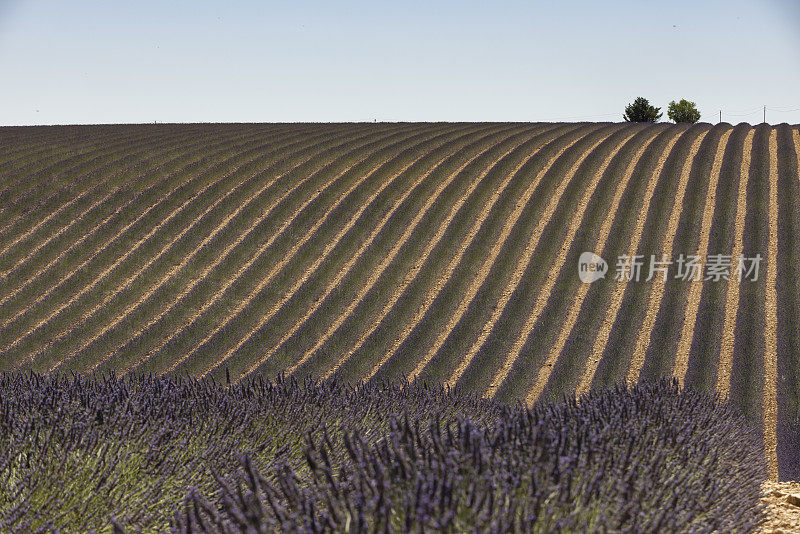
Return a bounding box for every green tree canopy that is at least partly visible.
[667,99,701,123]
[623,97,662,122]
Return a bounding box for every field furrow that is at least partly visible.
[765,128,779,481]
[0,127,155,228]
[412,124,623,397]
[624,130,709,383]
[521,127,688,402]
[0,126,235,305]
[93,124,428,377]
[107,124,468,377]
[485,128,677,400]
[491,127,670,403]
[229,124,517,381]
[0,126,184,253]
[0,125,382,369]
[450,130,639,393]
[571,128,690,394]
[417,127,649,392]
[679,125,752,392]
[776,127,800,480]
[0,142,89,200]
[403,132,632,384]
[571,125,705,390]
[337,124,575,383]
[268,126,550,382]
[58,125,379,374]
[653,127,733,385]
[38,124,409,373]
[317,124,589,384]
[132,125,442,377]
[717,130,768,412]
[437,126,635,401]
[0,126,317,328]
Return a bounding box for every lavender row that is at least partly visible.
[0,373,766,532]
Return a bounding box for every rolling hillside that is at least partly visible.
[1,121,799,480]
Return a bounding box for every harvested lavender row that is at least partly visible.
[0,373,766,532]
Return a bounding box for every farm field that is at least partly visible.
[1,121,799,481]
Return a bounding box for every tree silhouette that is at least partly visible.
[624,97,662,122]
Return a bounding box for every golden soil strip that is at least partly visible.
[416,129,623,387]
[0,129,289,332]
[59,128,401,374]
[764,128,779,481]
[111,127,464,376]
[715,129,754,396]
[0,188,117,279]
[444,130,612,396]
[3,133,315,365]
[672,130,734,382]
[476,133,628,399]
[568,131,684,402]
[519,131,661,402]
[625,131,708,384]
[324,134,550,382]
[0,133,169,257]
[252,127,511,379]
[0,130,204,281]
[0,131,155,238]
[0,131,263,309]
[286,128,547,382]
[158,135,436,378]
[69,129,389,373]
[466,131,633,397]
[326,126,587,383]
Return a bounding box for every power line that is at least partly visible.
[716,105,800,124]
[724,107,763,117]
[767,106,800,113]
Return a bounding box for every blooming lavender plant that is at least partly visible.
[0,373,766,533]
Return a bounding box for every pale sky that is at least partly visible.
[0,0,798,125]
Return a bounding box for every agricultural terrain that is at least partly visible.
[1,121,799,481]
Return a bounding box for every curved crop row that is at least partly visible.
[0,124,383,368]
[135,124,450,378]
[91,125,477,378]
[42,124,425,374]
[231,124,524,381]
[326,124,593,385]
[0,125,284,307]
[329,124,588,384]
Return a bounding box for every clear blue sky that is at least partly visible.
[1,0,798,125]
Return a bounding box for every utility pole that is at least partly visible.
[764,105,766,124]
[719,110,722,124]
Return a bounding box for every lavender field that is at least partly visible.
[1,122,799,485]
[0,373,767,532]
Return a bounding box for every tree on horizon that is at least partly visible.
[624,97,663,122]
